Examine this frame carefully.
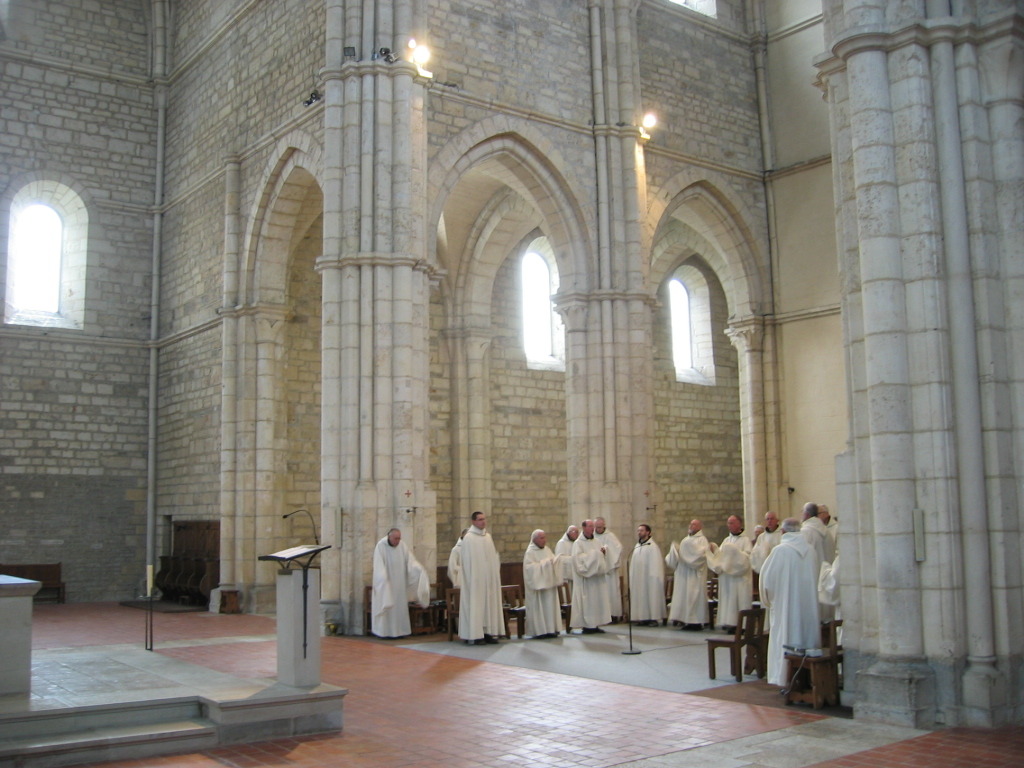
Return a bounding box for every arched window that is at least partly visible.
[669,279,693,371]
[4,181,87,329]
[666,0,717,17]
[668,263,715,385]
[520,237,564,370]
[9,204,62,314]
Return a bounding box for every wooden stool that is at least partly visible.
[783,653,839,709]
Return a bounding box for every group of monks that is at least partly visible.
[369,505,841,684]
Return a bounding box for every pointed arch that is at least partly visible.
[648,172,768,320]
[427,118,593,299]
[241,132,325,306]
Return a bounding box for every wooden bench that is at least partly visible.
[0,563,66,603]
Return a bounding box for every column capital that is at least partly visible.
[315,252,443,280]
[725,316,766,353]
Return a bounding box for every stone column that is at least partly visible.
[821,10,931,724]
[562,0,654,530]
[726,317,767,531]
[318,0,434,635]
[447,328,493,525]
[215,155,243,614]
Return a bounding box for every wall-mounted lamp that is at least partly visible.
[408,38,433,78]
[640,112,657,139]
[343,46,357,60]
[303,90,321,106]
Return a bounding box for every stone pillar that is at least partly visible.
[560,0,654,531]
[0,575,41,695]
[817,2,1023,726]
[318,0,435,635]
[215,155,243,614]
[447,328,494,525]
[726,317,768,531]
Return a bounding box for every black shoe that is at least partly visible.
[721,626,736,634]
[483,634,499,644]
[581,627,599,634]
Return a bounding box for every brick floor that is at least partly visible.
[27,603,1024,768]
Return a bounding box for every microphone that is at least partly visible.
[282,508,320,545]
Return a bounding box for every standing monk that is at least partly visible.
[666,519,709,630]
[523,530,562,639]
[554,524,579,584]
[628,524,666,626]
[707,514,753,631]
[571,519,613,634]
[594,517,623,619]
[458,511,504,645]
[371,528,430,638]
[759,518,821,686]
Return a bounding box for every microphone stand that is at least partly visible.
[622,583,641,655]
[282,508,320,544]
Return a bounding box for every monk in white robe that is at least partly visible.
[750,511,783,627]
[818,552,841,631]
[554,525,579,584]
[800,502,831,566]
[446,528,467,589]
[820,505,839,561]
[458,512,505,644]
[523,530,562,638]
[759,518,822,686]
[666,519,709,629]
[570,519,613,633]
[371,528,430,638]
[628,524,665,625]
[594,517,623,619]
[750,511,782,574]
[707,514,753,630]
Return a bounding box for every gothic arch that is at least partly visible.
[648,172,768,320]
[427,119,592,299]
[241,134,325,307]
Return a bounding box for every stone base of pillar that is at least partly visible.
[853,659,936,728]
[248,583,277,614]
[319,599,342,636]
[961,660,1009,727]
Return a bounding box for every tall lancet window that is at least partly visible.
[5,181,87,329]
[669,278,693,372]
[8,203,62,317]
[668,264,715,385]
[521,237,565,370]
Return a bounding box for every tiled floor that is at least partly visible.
[18,603,1024,768]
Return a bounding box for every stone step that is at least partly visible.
[0,719,217,768]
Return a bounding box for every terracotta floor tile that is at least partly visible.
[22,604,1024,768]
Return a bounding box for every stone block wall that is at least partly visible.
[651,265,742,546]
[0,336,150,600]
[487,254,568,562]
[0,0,156,601]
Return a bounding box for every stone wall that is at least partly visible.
[0,0,155,601]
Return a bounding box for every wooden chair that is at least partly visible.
[706,606,767,682]
[445,587,461,641]
[501,584,526,639]
[706,572,718,628]
[557,582,572,631]
[782,618,844,709]
[408,582,440,635]
[363,584,373,636]
[663,574,674,625]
